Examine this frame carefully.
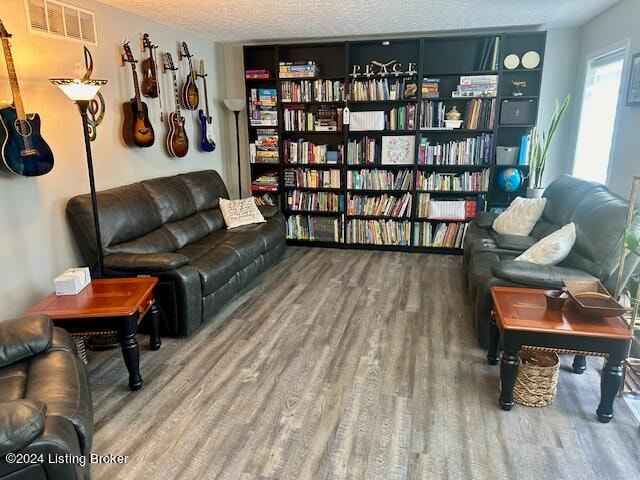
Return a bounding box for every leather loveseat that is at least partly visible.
[0,315,93,480]
[464,175,640,347]
[66,170,286,337]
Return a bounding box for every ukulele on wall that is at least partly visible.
[121,41,155,148]
[179,42,199,110]
[140,33,158,98]
[0,19,53,177]
[164,52,189,158]
[197,60,216,152]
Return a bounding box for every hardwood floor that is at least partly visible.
[88,247,640,480]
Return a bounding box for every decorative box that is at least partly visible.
[54,267,91,296]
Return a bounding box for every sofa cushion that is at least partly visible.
[0,362,28,403]
[492,196,546,236]
[141,176,197,223]
[103,225,178,256]
[492,260,597,288]
[540,174,604,227]
[0,400,46,456]
[164,213,212,248]
[516,223,576,265]
[0,315,52,369]
[188,245,242,296]
[494,234,537,252]
[179,170,229,211]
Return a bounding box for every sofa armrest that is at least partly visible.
[474,211,499,229]
[103,252,189,272]
[0,316,52,368]
[492,260,597,289]
[258,205,280,219]
[0,400,47,455]
[494,234,537,252]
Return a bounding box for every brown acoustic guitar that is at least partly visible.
[140,33,158,98]
[164,52,188,157]
[179,41,199,110]
[122,41,154,148]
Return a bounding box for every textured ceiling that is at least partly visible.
[97,0,617,43]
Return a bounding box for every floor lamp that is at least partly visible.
[51,48,107,278]
[224,98,246,199]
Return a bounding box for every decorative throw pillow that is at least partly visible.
[492,196,547,236]
[219,197,265,229]
[515,223,576,265]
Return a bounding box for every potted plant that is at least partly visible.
[526,94,571,198]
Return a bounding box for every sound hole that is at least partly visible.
[14,119,32,138]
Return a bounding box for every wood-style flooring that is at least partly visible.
[88,247,640,480]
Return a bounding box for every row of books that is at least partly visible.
[415,170,490,192]
[251,171,279,192]
[249,88,278,126]
[420,101,446,129]
[284,168,341,189]
[452,75,498,98]
[463,98,496,130]
[346,136,379,165]
[245,69,270,79]
[286,215,342,242]
[422,78,440,98]
[346,219,411,246]
[417,194,478,219]
[281,80,345,103]
[349,78,416,101]
[347,169,413,190]
[249,128,279,164]
[387,105,416,131]
[279,61,319,79]
[283,140,343,164]
[417,134,493,165]
[346,193,412,218]
[283,105,343,132]
[413,222,469,248]
[286,191,342,212]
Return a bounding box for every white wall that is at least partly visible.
[566,0,640,198]
[0,0,229,319]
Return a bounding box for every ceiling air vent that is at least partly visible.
[24,0,98,46]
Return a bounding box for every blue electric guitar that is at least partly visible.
[197,60,216,152]
[0,20,53,177]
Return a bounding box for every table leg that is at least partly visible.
[572,354,587,374]
[596,357,624,423]
[148,302,162,351]
[499,350,519,411]
[120,316,143,391]
[487,313,500,365]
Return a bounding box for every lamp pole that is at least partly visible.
[76,100,104,278]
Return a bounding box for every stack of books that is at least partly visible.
[347,137,379,164]
[283,106,343,132]
[416,170,490,192]
[284,168,341,188]
[286,191,342,212]
[284,140,342,164]
[347,219,411,246]
[385,105,416,130]
[245,69,270,79]
[463,99,496,129]
[347,193,412,218]
[249,88,277,126]
[286,215,342,242]
[347,169,413,191]
[452,75,497,98]
[417,134,493,165]
[413,222,468,248]
[251,171,279,192]
[421,78,440,98]
[249,128,279,164]
[279,61,319,79]
[350,78,415,101]
[417,195,479,219]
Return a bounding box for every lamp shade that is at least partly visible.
[224,98,245,112]
[50,78,107,101]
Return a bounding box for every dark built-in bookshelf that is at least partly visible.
[243,32,546,253]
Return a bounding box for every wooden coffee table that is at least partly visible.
[487,286,632,423]
[28,277,161,391]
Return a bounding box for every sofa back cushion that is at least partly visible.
[179,170,229,211]
[141,176,197,223]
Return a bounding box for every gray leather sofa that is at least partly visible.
[0,315,92,480]
[66,170,286,337]
[464,175,640,347]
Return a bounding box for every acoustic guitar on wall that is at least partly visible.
[0,19,53,177]
[197,60,216,152]
[122,41,155,148]
[179,41,199,110]
[164,52,188,158]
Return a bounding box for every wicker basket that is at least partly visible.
[513,349,560,407]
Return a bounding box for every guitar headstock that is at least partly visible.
[164,52,177,71]
[0,19,11,38]
[122,41,137,64]
[142,33,156,51]
[198,60,206,78]
[179,41,192,59]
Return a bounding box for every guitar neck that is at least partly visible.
[202,76,210,117]
[130,62,143,110]
[1,37,26,120]
[172,71,180,115]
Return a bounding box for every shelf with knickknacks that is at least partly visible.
[444,105,463,129]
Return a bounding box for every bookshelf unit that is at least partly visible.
[243,31,546,254]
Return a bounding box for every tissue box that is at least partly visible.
[54,267,91,296]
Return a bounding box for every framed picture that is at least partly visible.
[626,52,640,106]
[381,135,415,165]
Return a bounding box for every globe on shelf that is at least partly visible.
[497,168,523,193]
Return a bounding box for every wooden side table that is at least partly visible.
[28,277,161,391]
[487,286,632,423]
